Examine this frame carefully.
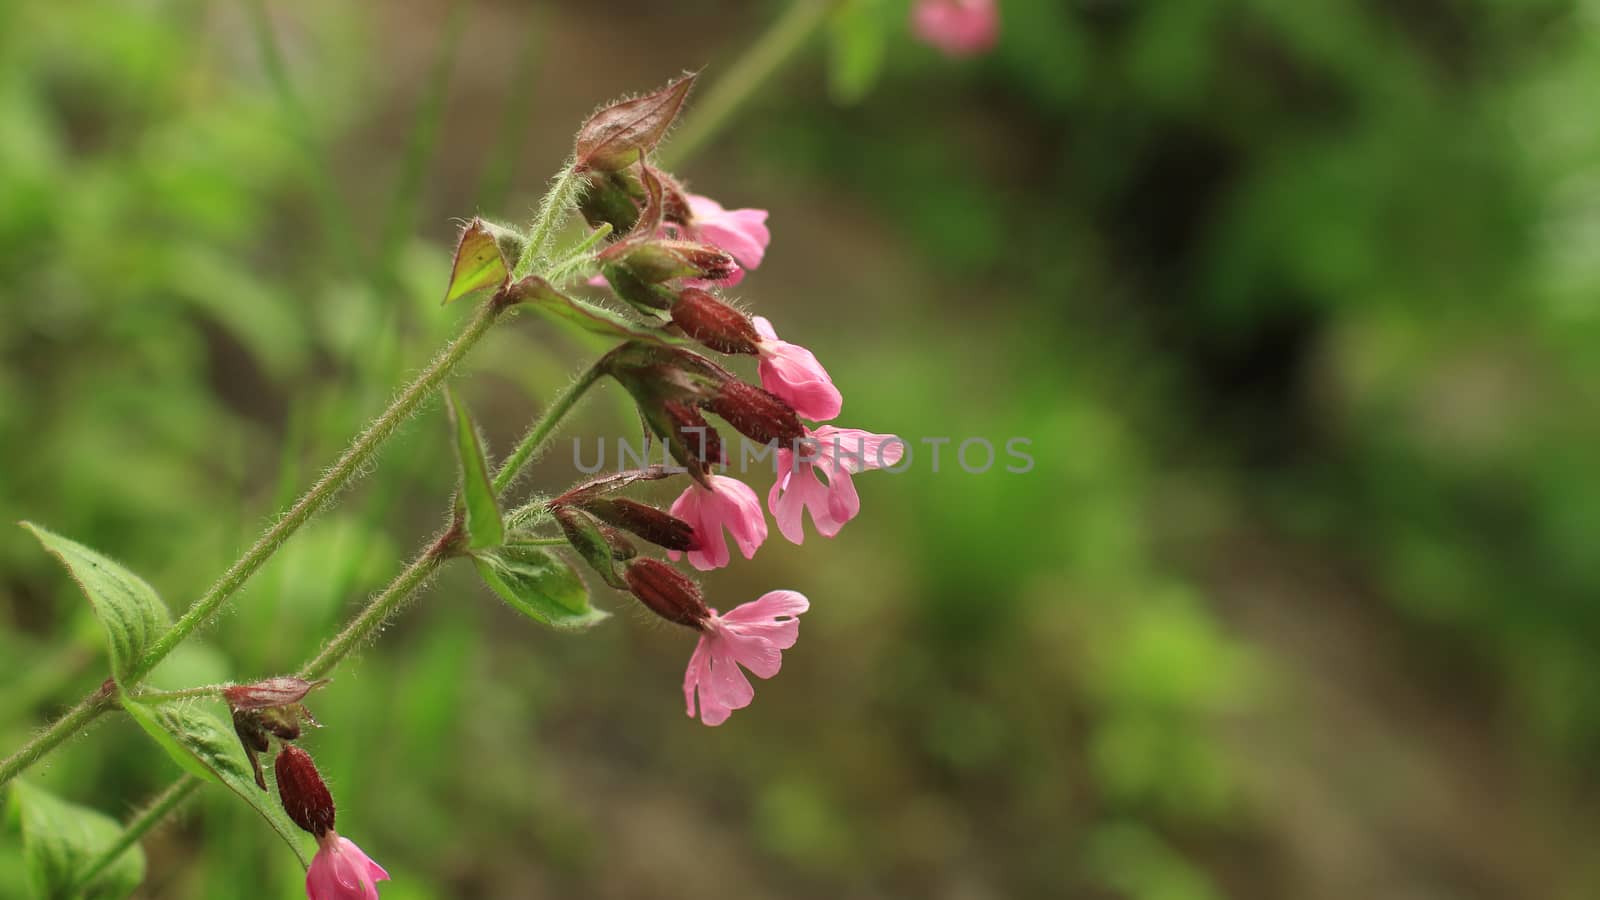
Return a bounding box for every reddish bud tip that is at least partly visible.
[224,677,328,711]
[663,400,725,468]
[707,380,805,445]
[625,559,709,628]
[671,289,760,355]
[575,73,697,172]
[579,498,698,552]
[275,745,336,837]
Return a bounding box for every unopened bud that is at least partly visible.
[625,559,709,628]
[706,380,804,445]
[599,240,733,284]
[579,170,644,235]
[226,677,327,790]
[663,400,725,468]
[670,289,760,355]
[598,525,639,560]
[555,506,628,589]
[578,498,697,552]
[275,745,335,837]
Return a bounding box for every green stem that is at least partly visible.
[299,545,448,680]
[659,0,837,169]
[515,163,586,279]
[0,685,117,788]
[545,222,613,284]
[507,536,569,547]
[136,684,232,705]
[132,299,502,683]
[71,777,202,891]
[492,364,604,495]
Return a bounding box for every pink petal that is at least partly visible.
[720,589,811,624]
[671,476,767,571]
[684,635,733,725]
[757,340,843,422]
[812,426,904,474]
[768,456,835,544]
[707,639,756,710]
[307,836,388,900]
[752,315,778,342]
[823,468,860,531]
[719,629,785,679]
[911,0,999,58]
[698,212,770,270]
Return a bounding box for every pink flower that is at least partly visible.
[911,0,1000,58]
[669,474,768,571]
[307,833,389,900]
[751,316,842,422]
[683,590,809,726]
[684,194,771,272]
[768,426,904,544]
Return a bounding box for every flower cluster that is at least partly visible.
[555,76,902,726]
[225,679,389,900]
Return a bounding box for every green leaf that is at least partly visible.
[472,545,608,630]
[21,523,170,688]
[11,780,145,900]
[120,699,312,867]
[442,218,517,305]
[444,388,504,550]
[828,0,888,104]
[501,275,677,342]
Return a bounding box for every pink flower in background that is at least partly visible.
[307,834,389,900]
[669,474,768,571]
[769,426,904,544]
[752,316,843,422]
[911,0,1000,58]
[683,590,809,726]
[684,193,771,271]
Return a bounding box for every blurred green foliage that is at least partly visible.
[3,0,1600,898]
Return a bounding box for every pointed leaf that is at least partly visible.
[575,73,697,171]
[11,781,146,900]
[22,523,170,687]
[442,218,519,305]
[120,698,312,867]
[444,388,504,550]
[501,275,677,343]
[472,545,608,630]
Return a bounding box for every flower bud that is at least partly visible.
[706,380,805,445]
[226,677,328,790]
[579,170,644,235]
[555,506,628,590]
[662,401,725,469]
[276,745,336,837]
[574,74,697,173]
[599,525,639,560]
[625,558,709,628]
[578,497,698,552]
[598,239,735,284]
[670,289,760,355]
[224,677,328,711]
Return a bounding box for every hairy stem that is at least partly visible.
[515,163,586,279]
[132,299,502,684]
[72,776,202,890]
[0,684,117,788]
[492,364,605,495]
[299,543,449,680]
[659,0,837,168]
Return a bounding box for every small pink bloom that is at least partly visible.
[685,194,771,272]
[669,474,768,571]
[768,426,904,544]
[911,0,1000,58]
[307,833,389,900]
[751,316,843,422]
[683,590,809,726]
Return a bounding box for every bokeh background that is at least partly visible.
[5,0,1600,897]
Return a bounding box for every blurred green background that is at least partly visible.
[4,0,1600,897]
